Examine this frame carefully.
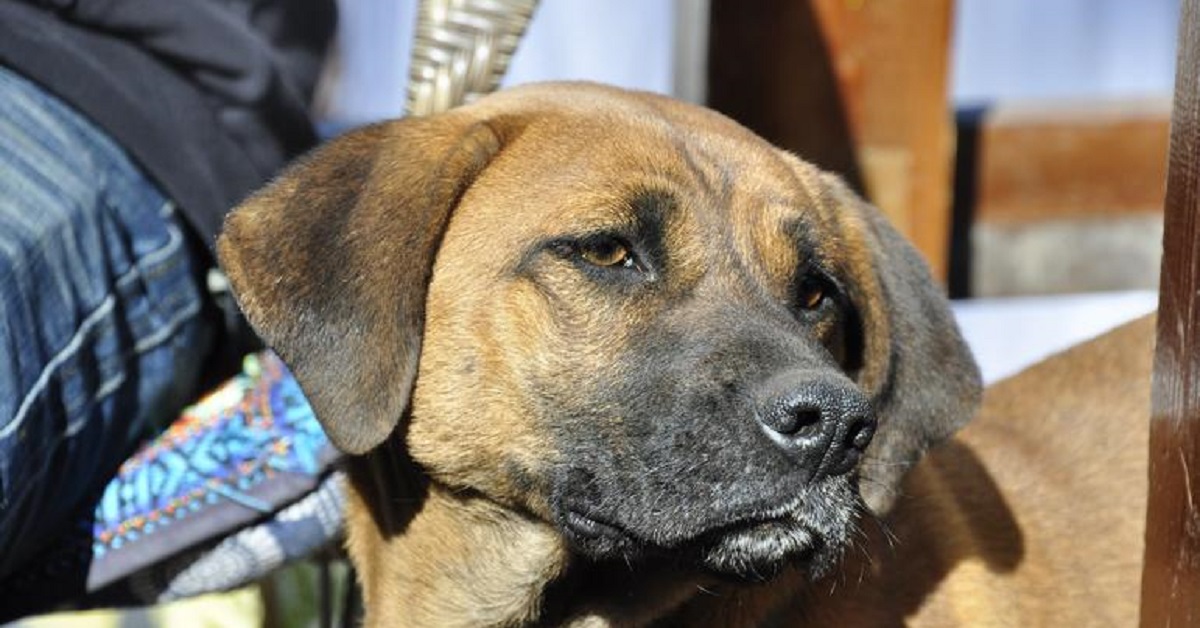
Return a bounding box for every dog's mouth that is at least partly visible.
[554,479,860,582]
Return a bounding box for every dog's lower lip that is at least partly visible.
[564,509,619,537]
[559,507,648,559]
[564,509,627,540]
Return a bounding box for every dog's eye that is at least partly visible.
[796,273,830,311]
[579,237,636,269]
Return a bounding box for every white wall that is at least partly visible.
[320,0,416,124]
[952,0,1180,104]
[502,0,675,94]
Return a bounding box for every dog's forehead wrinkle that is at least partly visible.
[667,130,738,213]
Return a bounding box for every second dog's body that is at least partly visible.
[773,316,1152,626]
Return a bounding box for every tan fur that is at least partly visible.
[218,83,1147,626]
[343,470,567,626]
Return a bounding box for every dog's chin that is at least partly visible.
[697,519,837,582]
[556,480,861,583]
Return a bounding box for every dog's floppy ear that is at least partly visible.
[819,174,982,514]
[217,114,504,454]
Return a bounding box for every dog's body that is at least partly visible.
[216,83,1148,626]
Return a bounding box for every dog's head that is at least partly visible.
[218,83,980,582]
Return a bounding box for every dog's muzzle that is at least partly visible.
[551,372,876,580]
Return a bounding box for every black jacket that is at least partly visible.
[0,0,336,253]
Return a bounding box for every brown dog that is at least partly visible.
[217,82,991,626]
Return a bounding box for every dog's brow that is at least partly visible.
[549,187,674,236]
[566,186,674,235]
[775,195,810,211]
[626,188,674,231]
[780,214,822,263]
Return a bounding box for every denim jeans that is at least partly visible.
[0,66,215,581]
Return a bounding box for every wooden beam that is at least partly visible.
[707,0,864,190]
[810,0,955,282]
[1141,0,1200,624]
[973,100,1170,224]
[707,0,956,282]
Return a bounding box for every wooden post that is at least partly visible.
[707,0,956,282]
[1141,0,1200,624]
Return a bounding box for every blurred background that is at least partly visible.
[322,0,1180,125]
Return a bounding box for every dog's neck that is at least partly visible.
[345,479,562,625]
[342,445,562,626]
[341,447,782,627]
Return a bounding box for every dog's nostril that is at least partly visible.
[820,410,877,478]
[761,398,824,438]
[847,419,874,452]
[782,407,823,438]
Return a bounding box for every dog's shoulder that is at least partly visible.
[906,315,1154,626]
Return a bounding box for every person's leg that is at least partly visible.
[0,65,216,590]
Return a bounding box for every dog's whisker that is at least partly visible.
[857,459,919,468]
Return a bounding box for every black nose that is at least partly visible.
[756,372,876,482]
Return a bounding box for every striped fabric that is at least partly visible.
[0,63,212,614]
